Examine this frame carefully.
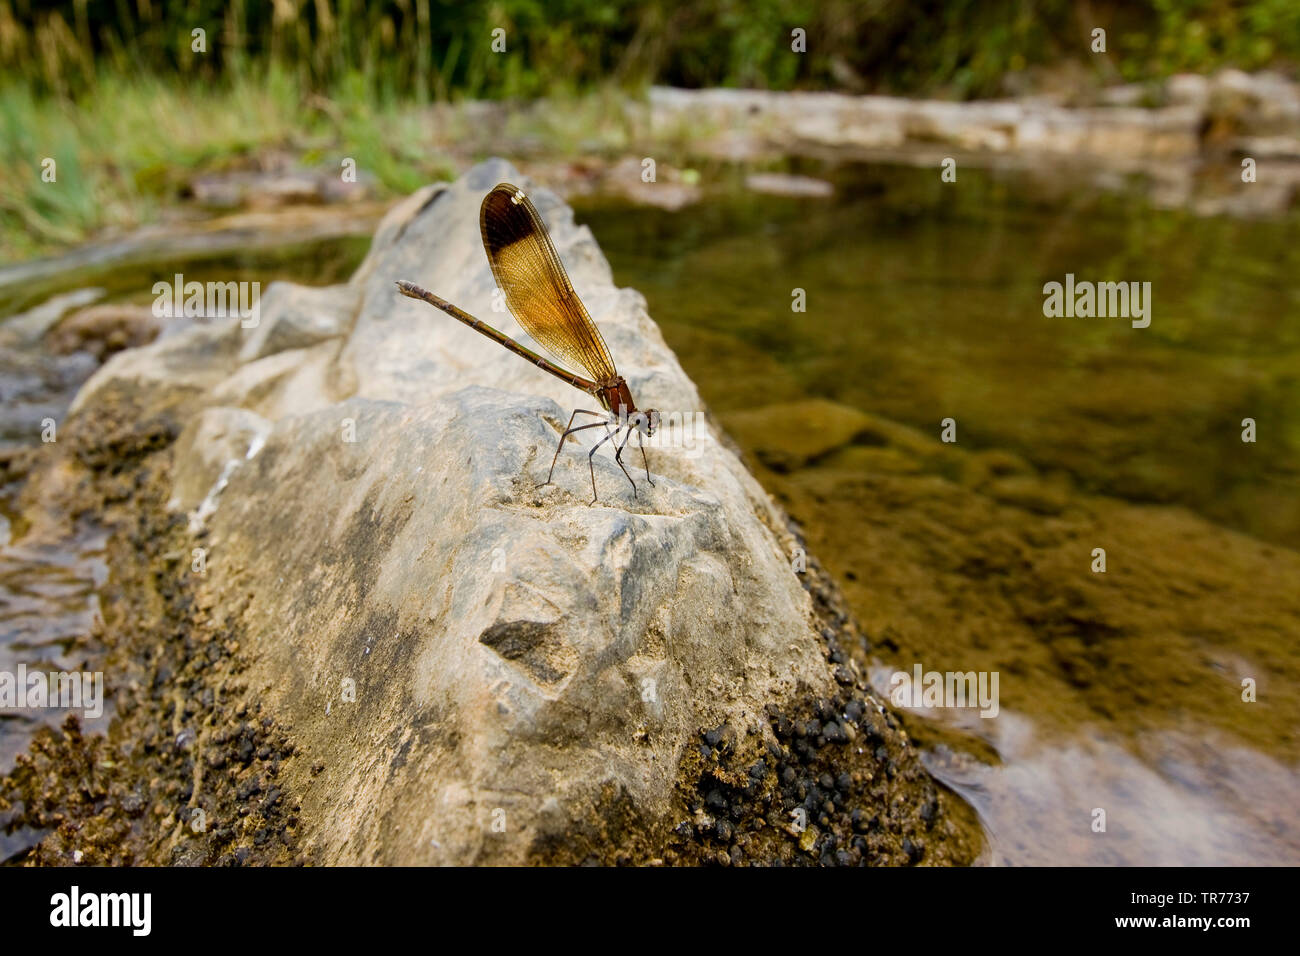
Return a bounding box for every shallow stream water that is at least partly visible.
[574,162,1300,865]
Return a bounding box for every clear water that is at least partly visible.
[575,164,1300,550]
[574,162,1300,865]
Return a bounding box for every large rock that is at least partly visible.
[68,160,858,864]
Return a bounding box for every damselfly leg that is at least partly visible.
[544,409,637,503]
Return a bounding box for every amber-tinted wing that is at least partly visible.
[480,183,618,384]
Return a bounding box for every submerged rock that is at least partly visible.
[744,173,835,198]
[7,160,974,865]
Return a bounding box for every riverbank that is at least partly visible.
[5,69,1298,264]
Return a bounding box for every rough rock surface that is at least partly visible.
[4,161,976,865]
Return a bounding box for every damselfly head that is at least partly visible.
[640,408,660,437]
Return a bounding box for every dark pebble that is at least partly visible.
[920,796,938,827]
[121,791,147,817]
[903,837,925,863]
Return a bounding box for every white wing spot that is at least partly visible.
[511,191,525,204]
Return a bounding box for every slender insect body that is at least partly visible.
[396,183,659,503]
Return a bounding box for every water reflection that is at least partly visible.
[923,714,1300,866]
[0,526,109,769]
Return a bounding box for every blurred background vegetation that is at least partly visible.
[1,0,1297,259]
[3,0,1298,99]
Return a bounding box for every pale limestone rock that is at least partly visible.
[238,281,352,362]
[168,406,271,516]
[71,160,835,863]
[647,85,1206,161]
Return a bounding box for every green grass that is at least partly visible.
[7,2,1298,102]
[0,63,670,262]
[0,68,466,261]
